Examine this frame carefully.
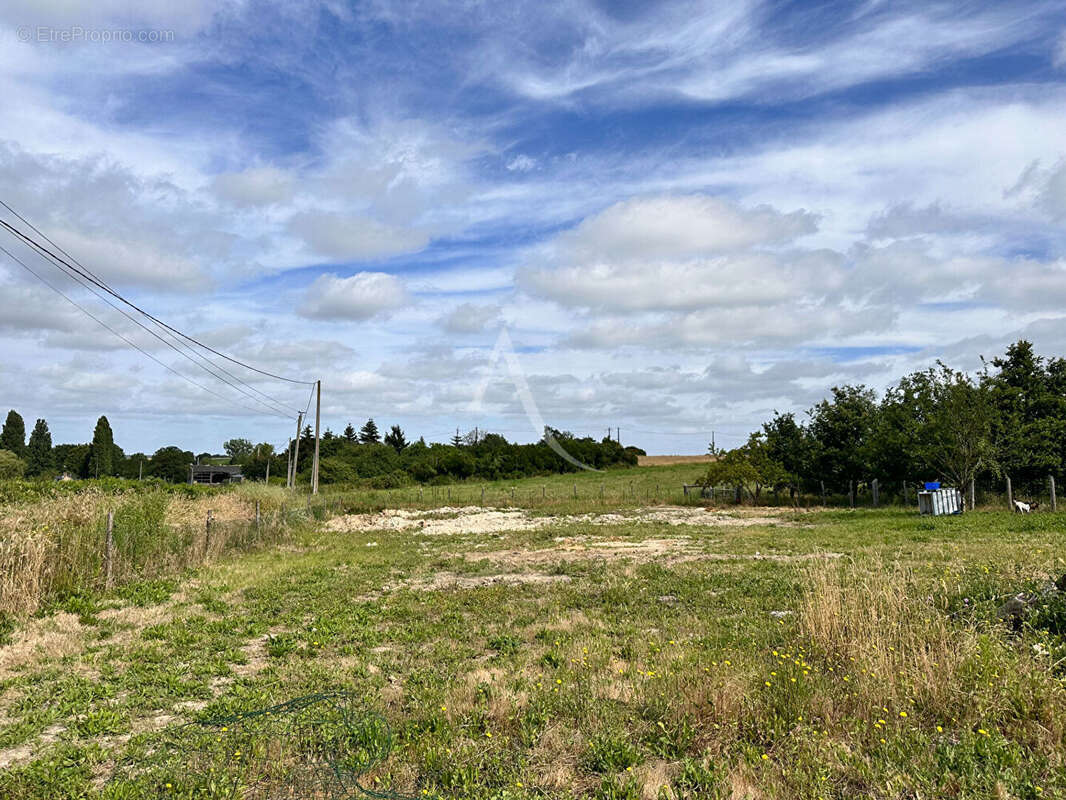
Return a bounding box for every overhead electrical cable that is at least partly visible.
[0,207,310,417]
[0,224,297,418]
[0,200,316,386]
[0,243,288,419]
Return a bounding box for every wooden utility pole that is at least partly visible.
[291,412,304,491]
[311,380,321,495]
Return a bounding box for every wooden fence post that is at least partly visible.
[848,480,854,509]
[1051,475,1057,512]
[205,510,213,560]
[542,486,546,499]
[481,487,485,505]
[255,500,261,531]
[511,487,515,504]
[872,479,879,508]
[820,480,827,506]
[969,477,975,511]
[572,483,577,499]
[902,481,908,506]
[1006,476,1013,510]
[104,511,115,590]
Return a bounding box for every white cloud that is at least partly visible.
[518,194,830,315]
[287,212,430,262]
[212,166,295,208]
[506,154,537,172]
[298,272,409,320]
[439,302,501,333]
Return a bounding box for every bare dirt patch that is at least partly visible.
[0,612,85,678]
[388,572,572,592]
[460,536,842,568]
[324,505,799,537]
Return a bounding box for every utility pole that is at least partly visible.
[291,412,303,491]
[312,380,321,495]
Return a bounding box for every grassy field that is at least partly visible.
[1,466,1065,798]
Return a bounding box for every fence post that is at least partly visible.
[572,483,577,499]
[872,479,879,508]
[542,486,546,499]
[969,477,975,511]
[205,510,213,560]
[104,511,115,590]
[902,481,908,506]
[255,500,261,531]
[820,480,827,506]
[848,480,855,509]
[1051,475,1057,512]
[511,487,515,504]
[419,486,424,502]
[481,487,485,505]
[1006,476,1013,510]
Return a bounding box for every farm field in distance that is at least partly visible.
[1,464,1065,799]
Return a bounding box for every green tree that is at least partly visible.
[807,385,878,492]
[25,418,53,476]
[343,423,357,442]
[150,446,194,483]
[703,434,787,503]
[0,410,26,458]
[0,449,25,479]
[384,424,407,453]
[223,438,254,462]
[914,363,996,492]
[761,412,811,489]
[358,418,380,444]
[87,416,115,477]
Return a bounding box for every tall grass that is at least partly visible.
[0,483,295,616]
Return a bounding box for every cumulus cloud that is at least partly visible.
[298,272,408,320]
[518,194,830,320]
[212,166,295,208]
[439,302,502,333]
[288,212,431,262]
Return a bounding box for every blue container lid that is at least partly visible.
[924,481,940,491]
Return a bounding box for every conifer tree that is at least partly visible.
[26,418,53,476]
[88,416,115,477]
[359,418,380,444]
[0,410,26,458]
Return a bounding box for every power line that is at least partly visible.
[0,225,298,418]
[0,208,309,417]
[0,243,288,419]
[0,200,315,385]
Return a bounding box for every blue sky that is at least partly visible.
[1,1,1066,455]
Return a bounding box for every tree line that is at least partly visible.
[0,412,639,485]
[704,340,1065,503]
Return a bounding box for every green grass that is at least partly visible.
[1,476,1065,798]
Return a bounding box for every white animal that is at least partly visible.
[1013,500,1031,513]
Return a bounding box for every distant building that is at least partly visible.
[188,464,243,485]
